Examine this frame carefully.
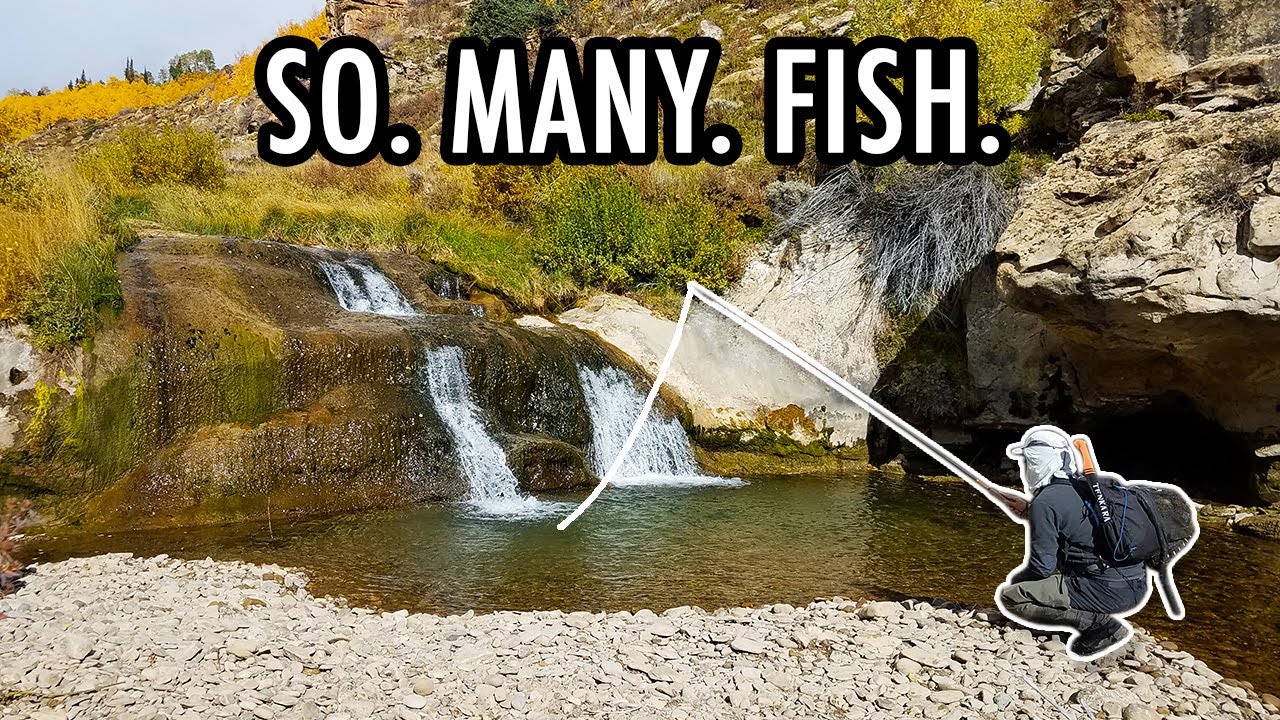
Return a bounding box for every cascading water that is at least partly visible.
[321,259,417,317]
[577,365,744,487]
[423,346,557,516]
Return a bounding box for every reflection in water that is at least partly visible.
[22,472,1280,693]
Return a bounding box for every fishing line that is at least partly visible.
[558,282,1027,530]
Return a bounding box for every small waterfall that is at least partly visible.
[434,274,462,301]
[577,365,743,487]
[423,346,552,516]
[321,259,417,317]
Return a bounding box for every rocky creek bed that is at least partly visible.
[1,554,1276,720]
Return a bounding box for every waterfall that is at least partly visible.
[423,346,553,516]
[321,259,417,317]
[576,365,743,487]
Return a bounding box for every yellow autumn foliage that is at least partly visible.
[848,0,1053,123]
[0,12,327,143]
[215,13,329,102]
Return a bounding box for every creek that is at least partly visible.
[22,472,1280,694]
[21,240,1278,697]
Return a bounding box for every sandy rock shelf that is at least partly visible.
[0,554,1274,720]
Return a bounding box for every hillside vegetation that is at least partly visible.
[0,0,1065,348]
[0,15,326,144]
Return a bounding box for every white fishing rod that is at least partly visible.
[558,282,1027,530]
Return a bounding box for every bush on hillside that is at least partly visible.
[463,0,567,40]
[470,165,544,224]
[19,200,134,349]
[633,193,747,291]
[82,127,226,190]
[535,169,646,289]
[849,0,1052,123]
[534,168,748,292]
[0,149,41,208]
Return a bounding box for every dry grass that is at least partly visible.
[0,162,100,322]
[126,161,579,311]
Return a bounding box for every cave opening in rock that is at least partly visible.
[1072,396,1255,504]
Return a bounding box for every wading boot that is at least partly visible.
[1069,617,1131,659]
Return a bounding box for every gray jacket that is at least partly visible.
[1012,478,1149,614]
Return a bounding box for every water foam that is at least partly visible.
[576,365,744,488]
[423,346,565,519]
[321,259,417,317]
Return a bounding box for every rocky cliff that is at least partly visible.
[971,2,1280,502]
[1029,0,1280,140]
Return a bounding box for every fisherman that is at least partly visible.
[996,426,1150,659]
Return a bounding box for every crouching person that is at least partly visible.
[996,426,1149,660]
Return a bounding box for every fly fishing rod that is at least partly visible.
[558,282,1028,530]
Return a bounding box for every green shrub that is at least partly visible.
[83,127,226,190]
[1122,107,1169,123]
[463,0,566,40]
[20,201,135,349]
[535,169,646,290]
[534,168,748,293]
[0,149,41,208]
[633,193,746,292]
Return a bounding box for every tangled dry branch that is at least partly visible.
[777,164,1014,314]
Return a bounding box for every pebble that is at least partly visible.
[63,634,92,661]
[729,636,767,655]
[0,554,1268,720]
[227,639,259,659]
[895,658,922,675]
[1122,703,1160,720]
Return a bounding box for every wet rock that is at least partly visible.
[55,236,643,529]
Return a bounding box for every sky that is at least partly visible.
[1,0,326,94]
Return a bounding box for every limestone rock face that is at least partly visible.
[1110,0,1280,84]
[0,326,83,454]
[1029,0,1132,140]
[994,103,1280,495]
[558,289,871,448]
[62,236,650,529]
[1029,0,1280,139]
[963,262,1073,432]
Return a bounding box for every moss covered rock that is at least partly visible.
[53,235,657,530]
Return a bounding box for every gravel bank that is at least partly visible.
[0,554,1274,720]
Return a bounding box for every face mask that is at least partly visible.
[1021,444,1067,493]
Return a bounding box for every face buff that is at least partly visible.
[1008,428,1074,494]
